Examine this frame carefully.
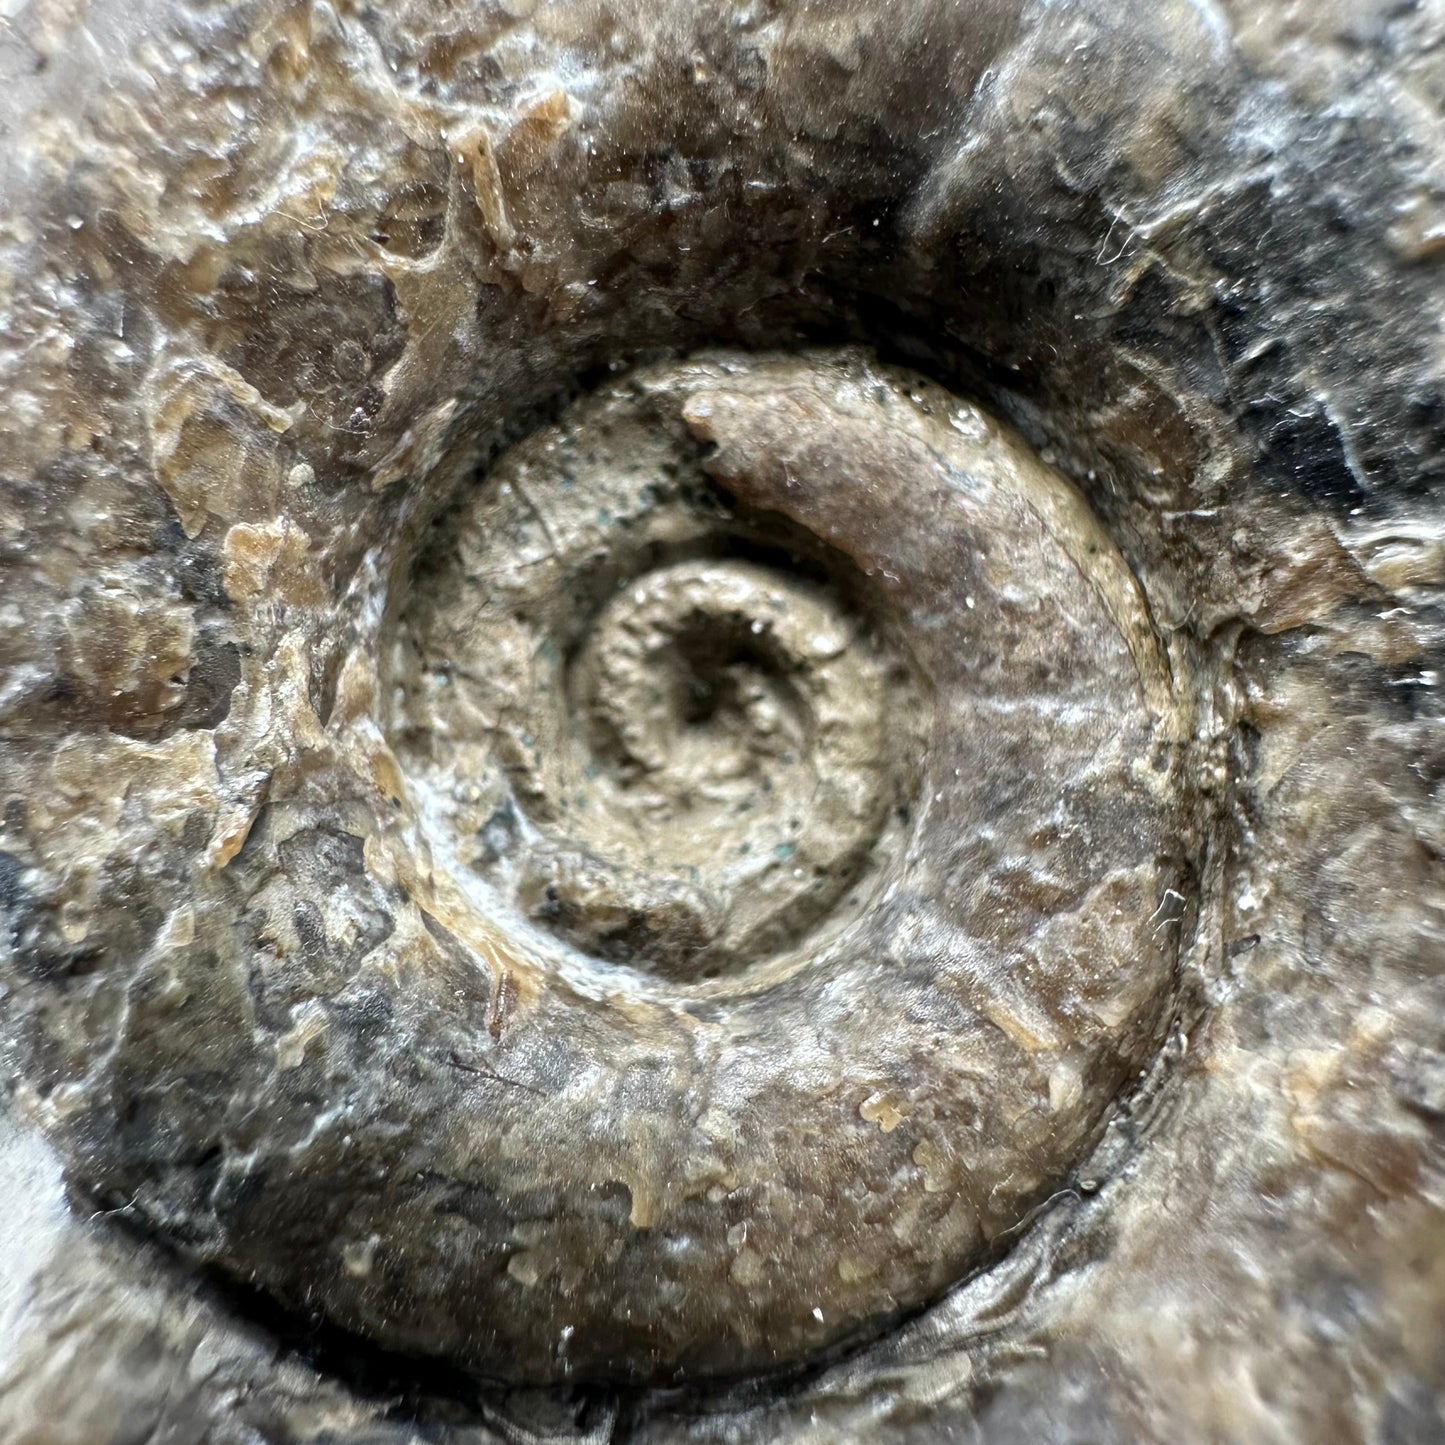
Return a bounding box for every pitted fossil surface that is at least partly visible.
[0,0,1441,1440]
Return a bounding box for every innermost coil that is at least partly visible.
[390,375,927,984]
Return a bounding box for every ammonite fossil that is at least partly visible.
[0,0,1441,1440]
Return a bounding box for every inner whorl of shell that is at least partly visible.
[306,348,1196,1381]
[391,362,927,985]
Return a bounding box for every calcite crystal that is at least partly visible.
[0,0,1441,1440]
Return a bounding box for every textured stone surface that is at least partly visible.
[0,0,1441,1439]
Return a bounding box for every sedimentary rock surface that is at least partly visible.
[0,0,1441,1439]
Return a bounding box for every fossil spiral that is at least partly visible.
[0,0,1441,1438]
[360,348,1189,1380]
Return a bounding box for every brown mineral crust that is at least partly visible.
[0,0,1438,1440]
